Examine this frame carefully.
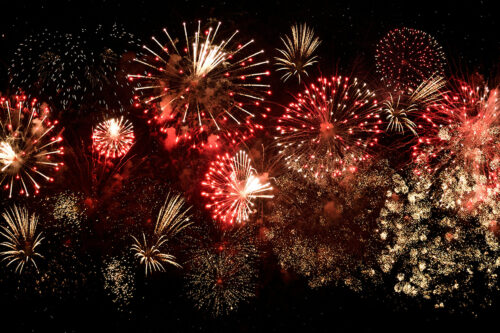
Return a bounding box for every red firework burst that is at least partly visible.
[0,94,64,197]
[128,21,271,150]
[375,27,446,92]
[201,150,273,224]
[92,117,135,159]
[275,76,382,179]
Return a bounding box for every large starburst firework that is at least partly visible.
[0,94,64,197]
[0,205,44,274]
[9,25,138,111]
[201,150,273,224]
[128,21,271,149]
[275,23,321,83]
[275,76,382,179]
[92,117,135,159]
[131,192,192,275]
[375,27,446,92]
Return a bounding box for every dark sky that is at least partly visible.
[0,1,499,332]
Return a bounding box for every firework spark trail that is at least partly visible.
[0,95,64,197]
[128,21,271,149]
[0,206,44,274]
[131,192,192,275]
[275,76,382,179]
[92,117,135,159]
[201,150,273,224]
[375,27,446,92]
[275,23,321,83]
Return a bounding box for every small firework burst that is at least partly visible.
[9,25,138,111]
[0,94,64,197]
[131,192,192,275]
[383,75,445,135]
[0,205,44,273]
[102,256,135,311]
[185,224,259,316]
[201,150,273,224]
[375,27,446,92]
[128,21,271,149]
[377,171,500,309]
[92,117,135,159]
[275,76,382,179]
[275,23,321,83]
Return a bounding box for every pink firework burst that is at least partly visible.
[92,117,135,159]
[201,150,273,224]
[0,94,64,197]
[275,76,382,179]
[128,21,271,150]
[375,27,446,92]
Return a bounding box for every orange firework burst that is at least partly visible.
[128,21,271,149]
[201,150,273,224]
[275,76,382,179]
[92,117,135,159]
[0,94,64,197]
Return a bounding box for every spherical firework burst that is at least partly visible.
[275,76,382,179]
[128,21,271,149]
[377,171,500,309]
[185,224,259,317]
[375,27,446,92]
[412,79,500,196]
[92,117,135,159]
[131,192,192,275]
[9,25,138,111]
[275,23,321,83]
[383,75,445,135]
[0,94,64,197]
[0,205,44,274]
[201,150,273,224]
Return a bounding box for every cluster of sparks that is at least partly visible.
[92,117,135,159]
[201,150,273,224]
[128,21,271,149]
[275,23,321,83]
[375,27,446,92]
[276,76,382,179]
[0,95,64,197]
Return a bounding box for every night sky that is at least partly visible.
[1,1,500,332]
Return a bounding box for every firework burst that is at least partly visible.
[0,205,44,273]
[128,21,271,149]
[375,27,446,92]
[131,192,192,275]
[201,150,273,224]
[186,224,259,316]
[92,117,135,159]
[0,94,64,197]
[275,23,321,83]
[275,76,382,179]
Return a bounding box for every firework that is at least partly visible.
[92,117,135,159]
[383,75,445,135]
[131,192,192,275]
[377,171,500,309]
[275,76,382,179]
[128,21,271,149]
[375,27,446,92]
[186,224,259,316]
[201,150,273,224]
[0,94,64,197]
[9,25,138,111]
[265,161,392,289]
[102,256,135,311]
[275,23,321,83]
[0,206,44,273]
[412,79,500,198]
